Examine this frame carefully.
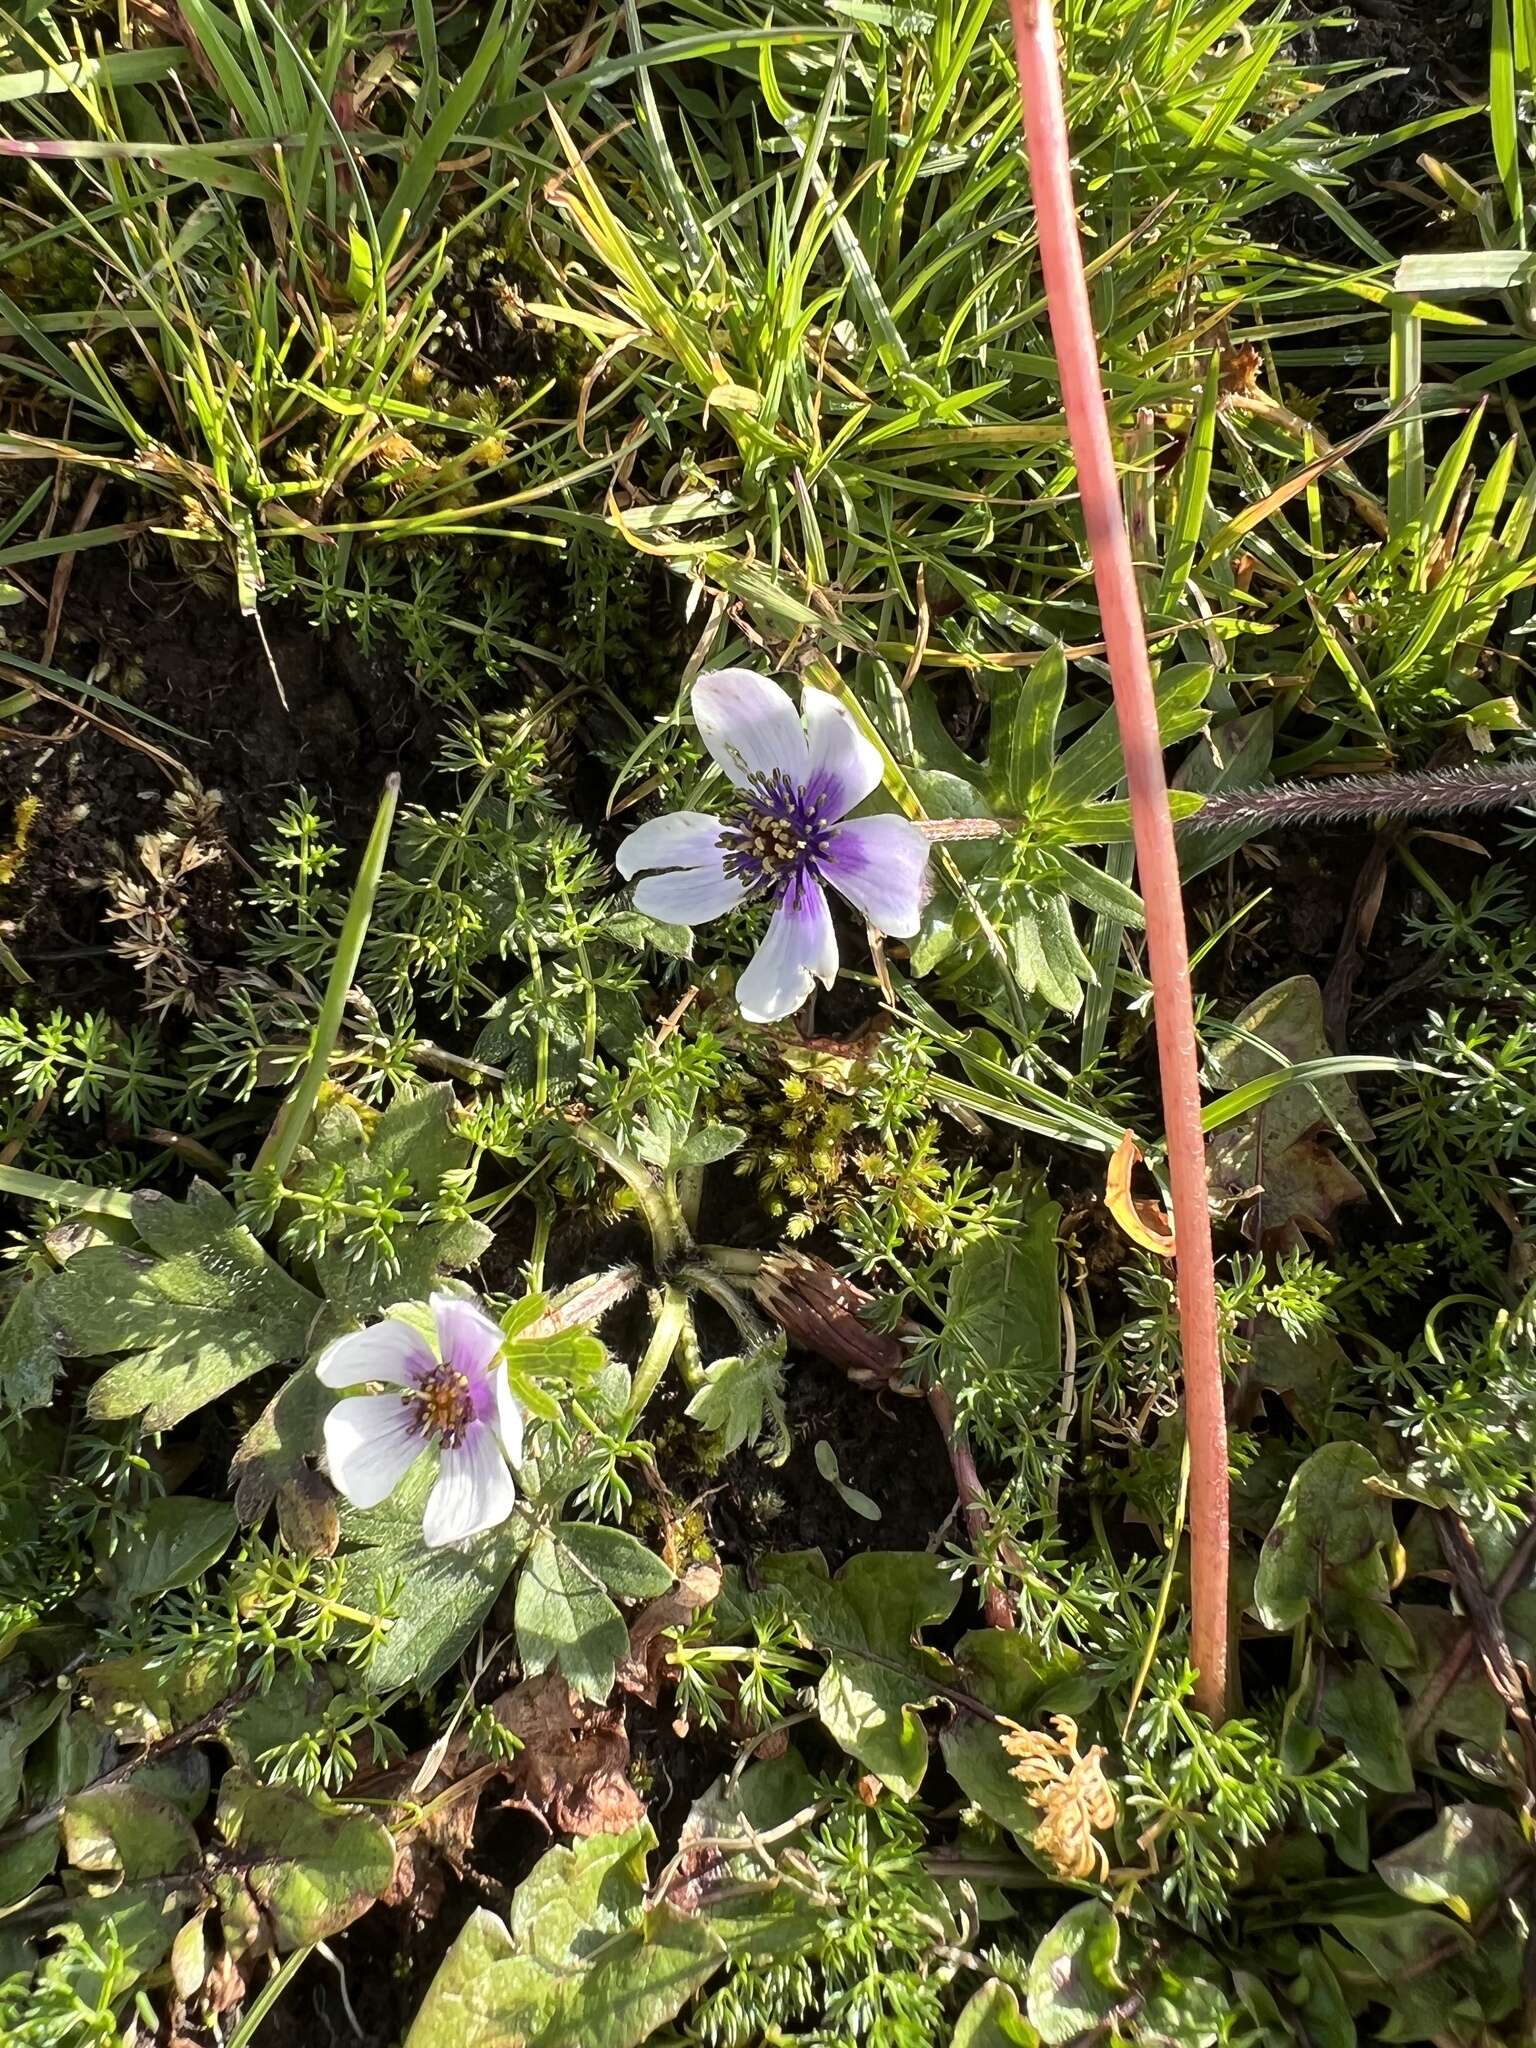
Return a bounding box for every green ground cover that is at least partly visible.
[0,3,1534,2043]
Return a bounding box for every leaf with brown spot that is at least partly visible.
[211,1772,397,1958]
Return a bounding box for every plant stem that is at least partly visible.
[626,1282,692,1424]
[253,774,400,1185]
[678,1259,771,1347]
[926,1381,1017,1633]
[0,1165,137,1219]
[1007,0,1228,1717]
[562,1114,684,1263]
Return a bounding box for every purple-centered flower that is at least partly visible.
[318,1293,525,1549]
[618,669,930,1023]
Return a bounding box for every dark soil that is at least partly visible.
[0,555,437,1007]
[1296,0,1490,130]
[1267,1,1491,266]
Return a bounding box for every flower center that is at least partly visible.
[405,1363,475,1447]
[717,769,834,894]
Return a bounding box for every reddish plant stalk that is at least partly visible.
[927,1383,1018,1633]
[1007,0,1229,1718]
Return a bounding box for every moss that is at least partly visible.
[0,794,39,890]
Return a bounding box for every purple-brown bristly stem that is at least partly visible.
[915,761,1536,842]
[1185,760,1536,830]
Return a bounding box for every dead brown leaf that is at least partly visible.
[383,1566,723,1859]
[617,1563,722,1706]
[496,1673,644,1837]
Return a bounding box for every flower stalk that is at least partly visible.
[1008,0,1229,1716]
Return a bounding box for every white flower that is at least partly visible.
[318,1292,525,1549]
[617,668,930,1024]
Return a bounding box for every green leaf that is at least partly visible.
[1027,1902,1125,2045]
[1315,1663,1413,1794]
[1288,1949,1357,2048]
[0,1827,58,1910]
[1175,706,1276,883]
[685,1337,789,1461]
[941,1632,1094,1843]
[301,1087,493,1327]
[1253,1443,1410,1662]
[907,679,985,787]
[1052,846,1145,926]
[1323,1908,1491,2043]
[638,1116,744,1170]
[988,645,1066,808]
[406,1907,555,2048]
[211,1771,397,1955]
[813,1440,881,1522]
[953,1978,1042,2047]
[1377,1804,1529,1923]
[1251,1318,1347,1444]
[0,1688,65,1828]
[510,1826,652,1966]
[760,1550,960,1797]
[1203,976,1381,1238]
[57,1883,189,1982]
[909,767,995,845]
[537,1907,724,2048]
[504,1314,608,1389]
[516,1523,673,1702]
[345,219,377,307]
[0,1276,61,1410]
[606,908,694,959]
[407,1824,726,2048]
[102,1496,237,1601]
[940,1195,1061,1401]
[47,1183,318,1430]
[1045,665,1212,810]
[336,1459,527,1691]
[230,1363,334,1527]
[1400,1605,1508,1754]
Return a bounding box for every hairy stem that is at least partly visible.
[1187,759,1536,831]
[1008,0,1228,1717]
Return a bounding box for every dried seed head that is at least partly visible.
[1000,1714,1118,1884]
[752,1250,918,1393]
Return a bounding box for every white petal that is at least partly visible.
[492,1364,526,1466]
[315,1319,434,1389]
[616,810,728,880]
[802,687,883,820]
[634,861,748,925]
[822,815,931,938]
[693,668,809,789]
[431,1292,504,1382]
[421,1423,516,1548]
[323,1393,422,1509]
[735,873,838,1024]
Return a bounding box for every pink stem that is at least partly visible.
[1007,0,1229,1718]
